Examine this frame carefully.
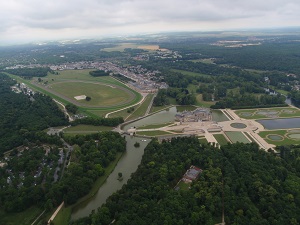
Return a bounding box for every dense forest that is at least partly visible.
[4,67,52,78]
[73,137,300,225]
[153,88,196,106]
[0,73,68,154]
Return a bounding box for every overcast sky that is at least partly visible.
[1,0,300,44]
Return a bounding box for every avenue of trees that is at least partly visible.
[73,137,300,225]
[0,73,68,154]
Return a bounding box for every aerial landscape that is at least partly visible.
[1,1,300,225]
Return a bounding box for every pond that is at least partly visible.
[123,107,228,131]
[257,118,300,130]
[230,123,247,129]
[71,135,150,220]
[287,134,300,139]
[267,134,284,141]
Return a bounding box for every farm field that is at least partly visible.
[235,107,300,119]
[259,129,300,145]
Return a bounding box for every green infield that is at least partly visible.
[259,129,300,145]
[50,81,134,107]
[235,107,300,119]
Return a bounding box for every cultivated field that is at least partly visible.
[101,43,159,52]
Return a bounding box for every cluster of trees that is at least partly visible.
[89,70,110,77]
[153,88,196,106]
[4,67,52,78]
[73,137,300,225]
[46,132,126,206]
[0,132,127,214]
[0,73,68,154]
[212,93,286,109]
[70,116,124,127]
[0,146,61,212]
[65,103,79,114]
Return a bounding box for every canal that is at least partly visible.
[71,135,150,220]
[257,117,300,130]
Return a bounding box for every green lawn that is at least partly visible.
[137,130,172,136]
[195,94,215,107]
[224,131,251,144]
[259,130,300,146]
[64,125,113,134]
[199,138,208,144]
[137,122,174,129]
[214,134,230,146]
[52,206,71,225]
[126,94,154,121]
[0,206,43,225]
[176,180,190,191]
[171,69,210,77]
[150,105,171,113]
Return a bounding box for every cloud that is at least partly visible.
[1,0,300,44]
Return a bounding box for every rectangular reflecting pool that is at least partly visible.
[257,118,300,130]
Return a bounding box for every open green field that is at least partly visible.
[235,107,300,119]
[52,206,71,225]
[224,131,251,144]
[0,206,43,225]
[137,130,172,136]
[64,125,113,134]
[195,94,215,107]
[109,94,154,120]
[171,69,210,77]
[137,122,174,130]
[214,134,230,146]
[176,180,190,191]
[50,81,133,107]
[259,129,300,145]
[126,94,154,121]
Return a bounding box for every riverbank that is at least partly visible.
[53,151,124,224]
